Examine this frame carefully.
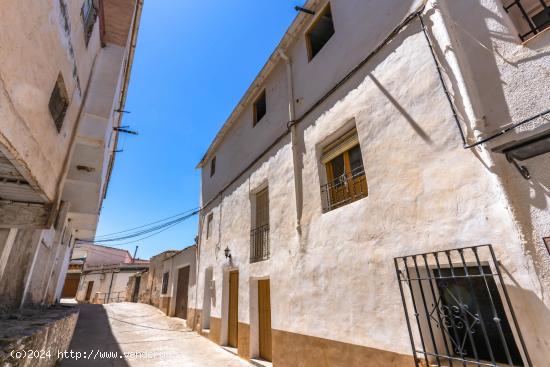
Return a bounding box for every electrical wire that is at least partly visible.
[76,209,199,245]
[93,207,199,239]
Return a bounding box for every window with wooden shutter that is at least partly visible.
[320,128,367,212]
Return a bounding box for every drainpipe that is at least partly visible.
[279,50,302,233]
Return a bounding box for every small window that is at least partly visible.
[503,0,550,41]
[206,213,213,239]
[161,272,169,294]
[81,0,97,46]
[210,156,216,177]
[320,128,367,212]
[544,237,550,255]
[49,73,69,132]
[253,90,267,125]
[306,3,335,61]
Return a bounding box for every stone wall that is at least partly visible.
[0,306,78,367]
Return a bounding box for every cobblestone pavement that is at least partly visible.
[60,302,251,367]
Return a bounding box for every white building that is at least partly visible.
[0,0,143,308]
[194,0,550,366]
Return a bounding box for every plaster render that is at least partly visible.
[195,0,550,365]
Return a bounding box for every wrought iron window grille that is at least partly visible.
[321,165,367,212]
[250,224,270,263]
[394,244,531,367]
[81,0,97,46]
[504,0,550,41]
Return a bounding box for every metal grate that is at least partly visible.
[321,166,367,212]
[394,244,531,366]
[504,0,550,41]
[250,224,270,263]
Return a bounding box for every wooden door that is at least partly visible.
[175,266,190,319]
[132,276,141,302]
[258,279,272,361]
[228,271,239,348]
[61,274,80,298]
[84,281,94,301]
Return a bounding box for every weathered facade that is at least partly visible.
[127,245,197,322]
[0,0,143,309]
[194,0,550,366]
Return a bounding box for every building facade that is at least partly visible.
[194,0,550,366]
[0,0,142,309]
[126,245,197,321]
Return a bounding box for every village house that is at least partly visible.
[0,0,142,310]
[0,0,142,364]
[61,243,149,303]
[193,0,550,366]
[126,245,197,320]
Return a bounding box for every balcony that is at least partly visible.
[250,224,270,263]
[321,166,368,212]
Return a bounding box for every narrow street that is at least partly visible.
[60,303,251,367]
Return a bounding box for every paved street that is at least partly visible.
[61,302,251,367]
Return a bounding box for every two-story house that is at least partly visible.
[193,0,549,366]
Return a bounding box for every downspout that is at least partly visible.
[279,51,302,233]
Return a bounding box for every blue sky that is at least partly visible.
[96,1,301,259]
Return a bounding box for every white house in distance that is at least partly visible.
[193,0,550,366]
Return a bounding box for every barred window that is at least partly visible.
[161,272,169,294]
[503,0,550,41]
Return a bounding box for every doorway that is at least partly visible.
[62,274,80,298]
[84,281,94,302]
[258,279,272,361]
[202,267,213,329]
[175,266,190,319]
[228,271,239,348]
[131,276,141,302]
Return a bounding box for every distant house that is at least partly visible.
[127,245,196,321]
[62,243,149,303]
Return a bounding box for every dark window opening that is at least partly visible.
[81,0,97,46]
[206,213,213,239]
[161,272,169,294]
[503,0,550,41]
[210,156,216,177]
[253,90,267,125]
[306,3,335,61]
[395,245,530,367]
[49,73,69,132]
[435,266,524,365]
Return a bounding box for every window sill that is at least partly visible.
[521,25,550,45]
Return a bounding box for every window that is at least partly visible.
[81,0,97,46]
[250,187,269,263]
[210,156,216,177]
[206,213,213,239]
[253,90,267,125]
[306,3,335,61]
[544,237,550,255]
[503,0,550,41]
[395,245,528,367]
[49,73,69,132]
[161,272,169,294]
[320,128,367,212]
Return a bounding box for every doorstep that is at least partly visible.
[250,358,272,367]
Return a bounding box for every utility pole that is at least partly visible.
[132,245,139,263]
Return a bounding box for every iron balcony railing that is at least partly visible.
[394,244,531,367]
[320,166,368,212]
[504,0,550,41]
[250,224,270,263]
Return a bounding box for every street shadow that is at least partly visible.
[60,304,129,367]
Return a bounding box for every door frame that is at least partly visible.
[221,267,239,347]
[84,280,94,302]
[174,265,191,319]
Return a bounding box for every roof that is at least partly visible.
[196,0,320,168]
